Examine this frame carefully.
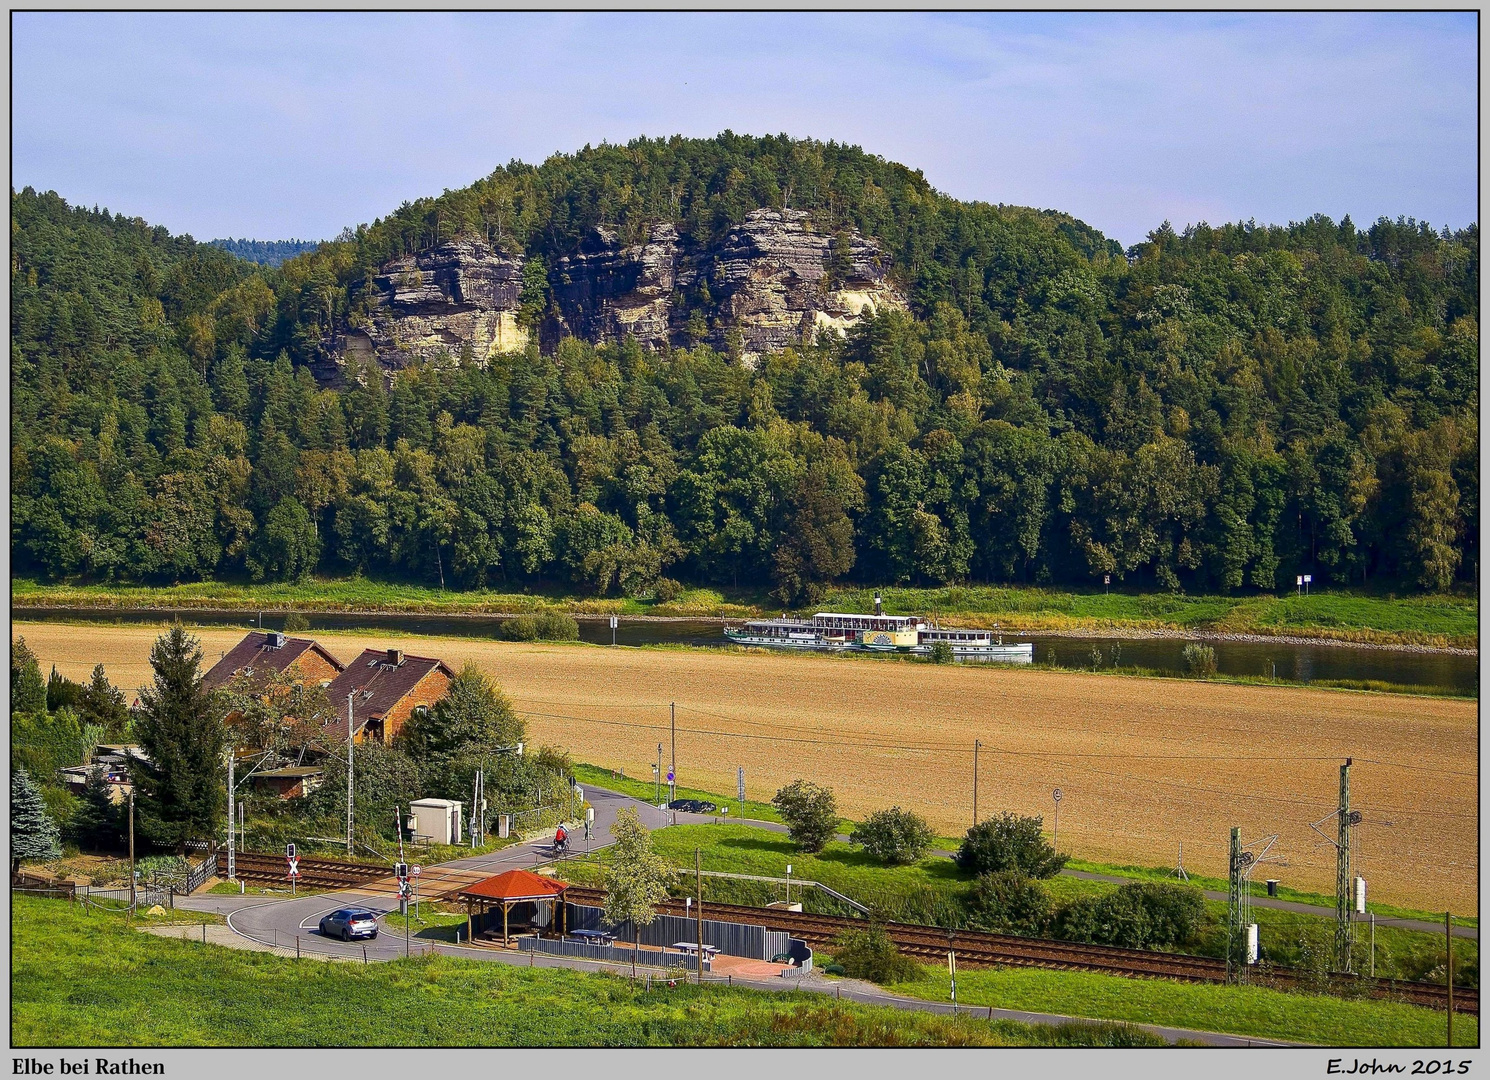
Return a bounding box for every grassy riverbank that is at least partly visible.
[9,894,1165,1047]
[12,578,1476,648]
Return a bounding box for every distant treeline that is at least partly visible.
[9,134,1479,598]
[209,237,321,266]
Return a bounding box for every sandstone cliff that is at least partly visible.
[325,210,904,379]
[329,237,528,377]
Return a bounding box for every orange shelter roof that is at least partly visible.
[457,868,570,902]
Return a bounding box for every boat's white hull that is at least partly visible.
[725,629,1033,662]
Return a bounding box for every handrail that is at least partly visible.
[672,868,870,916]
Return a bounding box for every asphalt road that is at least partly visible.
[176,784,1308,1047]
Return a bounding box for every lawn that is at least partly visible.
[564,823,975,924]
[9,894,1163,1047]
[13,577,1476,647]
[879,966,1475,1048]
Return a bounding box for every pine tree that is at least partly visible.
[11,637,46,716]
[132,625,225,853]
[46,664,83,713]
[69,768,123,852]
[11,768,62,875]
[79,664,130,740]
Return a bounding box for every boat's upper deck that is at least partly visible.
[810,612,925,632]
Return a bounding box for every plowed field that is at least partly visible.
[17,621,1476,912]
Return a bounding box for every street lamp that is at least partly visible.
[1052,788,1063,851]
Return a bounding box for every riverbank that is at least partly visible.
[11,578,1478,651]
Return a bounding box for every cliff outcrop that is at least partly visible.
[325,210,904,378]
[328,237,528,377]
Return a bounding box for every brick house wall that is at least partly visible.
[377,666,453,745]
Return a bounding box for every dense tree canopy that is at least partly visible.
[11,133,1479,595]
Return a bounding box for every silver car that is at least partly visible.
[319,908,379,941]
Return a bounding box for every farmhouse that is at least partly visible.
[323,648,454,745]
[201,631,344,692]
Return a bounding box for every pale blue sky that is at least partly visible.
[11,12,1478,246]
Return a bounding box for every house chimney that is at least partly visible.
[386,648,403,667]
[873,592,883,617]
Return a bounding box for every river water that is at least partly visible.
[15,606,1477,695]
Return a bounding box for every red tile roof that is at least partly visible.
[321,649,455,733]
[202,632,344,691]
[457,869,570,902]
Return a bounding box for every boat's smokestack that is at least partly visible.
[874,592,883,617]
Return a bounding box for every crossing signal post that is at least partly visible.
[286,843,299,896]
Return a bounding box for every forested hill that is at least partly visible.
[209,238,321,266]
[9,134,1480,599]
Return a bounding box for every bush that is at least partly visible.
[1182,643,1217,677]
[652,578,684,603]
[850,807,934,865]
[830,925,924,984]
[771,779,839,853]
[1053,883,1206,950]
[928,640,954,664]
[965,870,1054,935]
[499,612,580,641]
[955,812,1066,879]
[282,612,310,632]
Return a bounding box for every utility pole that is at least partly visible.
[226,750,235,881]
[696,848,705,984]
[346,694,356,855]
[972,740,981,826]
[127,790,136,926]
[1335,759,1353,973]
[1446,912,1454,1047]
[1226,826,1244,984]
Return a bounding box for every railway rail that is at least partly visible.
[225,858,1474,1015]
[564,886,1477,1014]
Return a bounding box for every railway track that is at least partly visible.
[564,886,1477,1014]
[223,863,1475,1015]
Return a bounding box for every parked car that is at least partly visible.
[668,798,717,813]
[319,908,379,941]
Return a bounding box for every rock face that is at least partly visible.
[325,210,904,379]
[551,223,697,350]
[330,237,528,376]
[709,209,902,364]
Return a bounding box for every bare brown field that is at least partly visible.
[17,621,1477,912]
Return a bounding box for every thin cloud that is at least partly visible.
[11,12,1476,245]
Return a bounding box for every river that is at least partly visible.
[14,606,1478,695]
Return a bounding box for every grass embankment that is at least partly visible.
[9,894,1161,1047]
[13,577,1476,648]
[880,967,1474,1048]
[561,825,1477,983]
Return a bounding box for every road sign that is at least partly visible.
[737,768,745,801]
[411,865,420,877]
[667,770,674,784]
[609,616,618,629]
[1052,788,1063,803]
[287,857,299,878]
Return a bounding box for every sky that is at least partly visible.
[10,12,1478,247]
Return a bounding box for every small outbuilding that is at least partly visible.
[456,869,571,946]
